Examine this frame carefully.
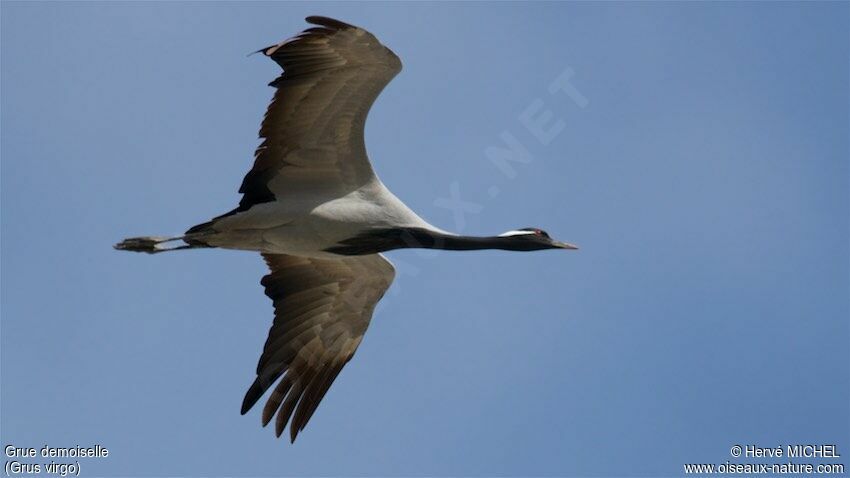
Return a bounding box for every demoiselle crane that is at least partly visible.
[116,16,578,442]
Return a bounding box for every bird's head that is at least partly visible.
[497,228,578,251]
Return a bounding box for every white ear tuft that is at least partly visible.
[498,230,537,237]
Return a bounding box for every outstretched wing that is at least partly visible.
[240,253,395,442]
[238,16,403,212]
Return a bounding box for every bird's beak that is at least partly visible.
[554,241,579,250]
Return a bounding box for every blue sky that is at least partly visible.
[2,2,848,476]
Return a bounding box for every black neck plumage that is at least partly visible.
[325,227,540,255]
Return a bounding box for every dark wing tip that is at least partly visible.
[305,16,357,30]
[251,45,275,57]
[241,379,264,415]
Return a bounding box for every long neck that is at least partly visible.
[405,229,516,251]
[326,227,529,255]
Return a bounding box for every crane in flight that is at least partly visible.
[116,16,578,443]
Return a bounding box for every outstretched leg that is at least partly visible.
[114,236,209,254]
